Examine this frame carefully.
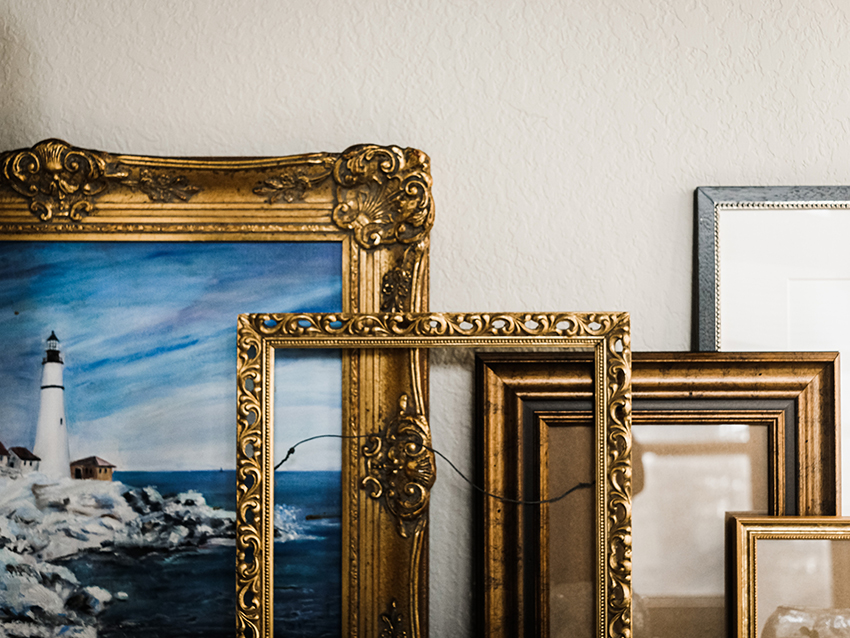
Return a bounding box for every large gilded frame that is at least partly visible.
[236,311,631,638]
[0,139,433,636]
[475,351,839,638]
[729,515,850,638]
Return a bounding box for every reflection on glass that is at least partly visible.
[633,423,769,638]
[757,539,850,638]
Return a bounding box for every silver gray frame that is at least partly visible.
[693,186,850,351]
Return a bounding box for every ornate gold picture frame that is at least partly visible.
[236,312,631,638]
[0,139,432,638]
[475,351,839,638]
[729,515,850,638]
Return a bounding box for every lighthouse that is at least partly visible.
[33,332,71,479]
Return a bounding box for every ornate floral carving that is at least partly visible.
[253,160,334,204]
[1,139,128,221]
[248,311,626,347]
[235,321,268,638]
[362,395,435,538]
[379,599,408,638]
[604,315,632,638]
[381,266,412,313]
[381,242,427,312]
[333,145,434,249]
[122,168,200,203]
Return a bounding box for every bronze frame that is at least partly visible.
[236,312,631,638]
[729,515,850,638]
[0,139,434,637]
[475,351,840,638]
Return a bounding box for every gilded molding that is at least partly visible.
[333,145,434,249]
[0,222,337,236]
[474,312,632,637]
[122,168,200,202]
[381,242,427,313]
[235,324,266,638]
[1,139,127,221]
[248,311,624,346]
[362,395,436,538]
[379,600,407,638]
[253,160,335,204]
[0,139,434,638]
[603,318,632,638]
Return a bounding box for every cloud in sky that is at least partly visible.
[0,241,342,471]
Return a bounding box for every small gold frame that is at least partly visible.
[729,515,850,638]
[236,311,631,638]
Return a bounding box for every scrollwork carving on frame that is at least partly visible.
[0,138,128,221]
[0,139,433,638]
[253,159,335,204]
[379,600,408,638]
[362,394,436,538]
[381,241,428,313]
[240,310,631,638]
[473,314,632,638]
[247,311,625,346]
[122,168,201,203]
[603,318,632,638]
[332,144,434,249]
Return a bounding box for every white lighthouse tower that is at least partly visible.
[33,332,71,479]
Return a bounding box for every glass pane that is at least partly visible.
[632,423,769,638]
[549,423,595,638]
[755,538,850,638]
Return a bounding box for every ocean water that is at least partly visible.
[59,470,341,638]
[274,471,342,638]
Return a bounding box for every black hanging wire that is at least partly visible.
[275,433,593,505]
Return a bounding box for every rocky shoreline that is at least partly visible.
[0,472,235,637]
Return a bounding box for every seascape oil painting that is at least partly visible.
[0,241,343,638]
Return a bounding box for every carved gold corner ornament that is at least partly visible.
[332,145,434,249]
[362,394,436,538]
[0,139,128,220]
[236,310,631,638]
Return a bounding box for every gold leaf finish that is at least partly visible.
[246,311,625,347]
[380,600,408,638]
[253,160,335,204]
[240,310,630,637]
[122,168,201,202]
[0,139,434,638]
[333,145,434,249]
[1,139,127,220]
[362,395,436,538]
[475,314,632,638]
[235,325,267,637]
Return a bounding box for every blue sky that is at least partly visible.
[0,241,342,471]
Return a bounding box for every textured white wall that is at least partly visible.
[3,1,850,634]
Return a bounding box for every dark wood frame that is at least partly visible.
[475,351,840,638]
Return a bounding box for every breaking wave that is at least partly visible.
[273,503,318,542]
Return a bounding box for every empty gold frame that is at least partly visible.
[0,140,433,638]
[475,352,839,638]
[729,515,850,638]
[236,312,631,638]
